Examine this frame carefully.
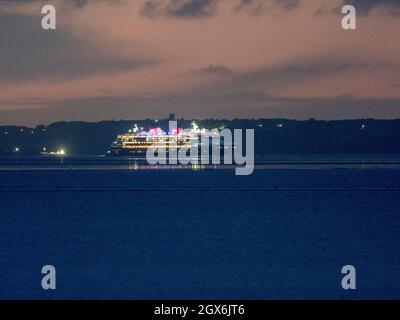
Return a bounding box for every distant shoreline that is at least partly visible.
[2,118,400,155]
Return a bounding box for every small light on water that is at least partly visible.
[57,149,66,156]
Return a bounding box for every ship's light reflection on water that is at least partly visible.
[2,155,400,171]
[127,162,206,171]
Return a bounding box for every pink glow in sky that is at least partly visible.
[0,0,399,125]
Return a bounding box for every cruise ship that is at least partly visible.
[107,122,217,157]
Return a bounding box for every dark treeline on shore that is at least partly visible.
[1,118,400,155]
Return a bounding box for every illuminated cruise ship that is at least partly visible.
[108,122,215,156]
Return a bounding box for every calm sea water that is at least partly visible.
[0,160,400,299]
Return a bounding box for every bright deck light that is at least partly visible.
[57,149,66,155]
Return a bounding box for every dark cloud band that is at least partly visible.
[345,0,400,14]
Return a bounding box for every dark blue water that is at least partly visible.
[0,169,400,299]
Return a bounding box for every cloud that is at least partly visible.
[189,64,235,76]
[0,0,120,8]
[69,0,126,8]
[139,0,300,18]
[182,59,374,99]
[277,0,300,10]
[344,0,400,14]
[235,0,300,15]
[2,57,391,125]
[203,59,387,94]
[2,93,400,126]
[0,12,156,82]
[140,0,221,18]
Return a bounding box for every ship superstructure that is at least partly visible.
[108,122,217,156]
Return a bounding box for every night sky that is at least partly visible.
[0,0,400,125]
